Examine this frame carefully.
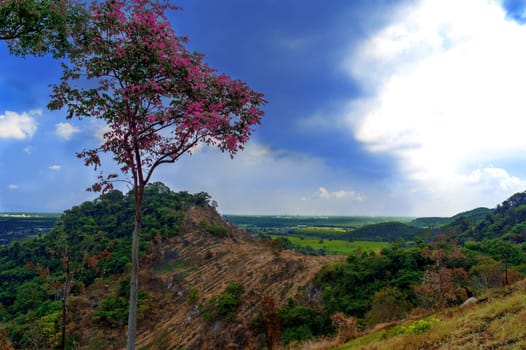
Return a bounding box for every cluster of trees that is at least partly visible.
[0,183,213,349]
[308,233,526,332]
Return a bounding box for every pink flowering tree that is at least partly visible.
[48,0,265,348]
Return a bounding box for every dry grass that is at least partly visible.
[334,281,526,350]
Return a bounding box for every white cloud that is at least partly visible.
[0,110,39,140]
[466,167,524,192]
[23,146,32,154]
[153,142,374,215]
[49,165,61,171]
[317,186,365,201]
[7,184,18,190]
[55,122,80,140]
[91,120,111,142]
[342,0,526,214]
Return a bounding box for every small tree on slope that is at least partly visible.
[48,0,266,348]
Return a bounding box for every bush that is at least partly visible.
[206,225,228,237]
[202,280,244,323]
[92,294,128,327]
[187,288,199,305]
[92,289,152,327]
[277,300,334,344]
[282,324,312,344]
[401,317,437,334]
[198,221,229,237]
[365,286,412,326]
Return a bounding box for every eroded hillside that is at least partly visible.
[70,205,340,349]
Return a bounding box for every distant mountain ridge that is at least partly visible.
[409,207,493,228]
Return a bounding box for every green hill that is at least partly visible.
[446,191,526,243]
[342,222,424,242]
[409,207,492,229]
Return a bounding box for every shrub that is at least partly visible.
[202,280,244,323]
[199,221,229,237]
[365,286,412,326]
[92,294,128,327]
[187,288,199,305]
[93,289,152,327]
[277,300,334,344]
[206,225,228,237]
[401,317,437,334]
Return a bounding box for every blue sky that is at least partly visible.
[2,0,526,216]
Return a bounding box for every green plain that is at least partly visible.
[273,235,388,255]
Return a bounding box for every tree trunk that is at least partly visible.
[126,188,143,350]
[61,260,70,350]
[504,260,509,286]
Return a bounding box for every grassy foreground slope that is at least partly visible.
[337,280,526,350]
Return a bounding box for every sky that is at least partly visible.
[2,0,526,216]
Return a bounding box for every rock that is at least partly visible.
[460,296,478,308]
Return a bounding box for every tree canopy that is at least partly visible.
[0,0,85,57]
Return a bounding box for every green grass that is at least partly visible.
[274,235,388,255]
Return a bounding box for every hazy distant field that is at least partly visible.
[0,213,59,245]
[226,215,417,255]
[225,215,415,230]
